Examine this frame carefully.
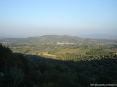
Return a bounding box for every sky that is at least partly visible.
[0,0,117,38]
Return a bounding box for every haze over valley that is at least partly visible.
[0,0,117,87]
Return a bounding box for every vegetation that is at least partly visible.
[0,35,117,86]
[0,42,117,87]
[1,35,117,60]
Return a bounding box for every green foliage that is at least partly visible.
[0,36,117,87]
[0,44,117,87]
[0,43,12,57]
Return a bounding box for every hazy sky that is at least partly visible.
[0,0,117,38]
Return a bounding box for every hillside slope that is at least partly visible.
[0,44,117,87]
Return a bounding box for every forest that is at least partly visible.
[0,35,117,87]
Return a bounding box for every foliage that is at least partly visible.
[0,44,117,87]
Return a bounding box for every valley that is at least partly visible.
[1,35,117,61]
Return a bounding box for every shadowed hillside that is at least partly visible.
[0,44,117,87]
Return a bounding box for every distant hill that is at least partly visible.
[26,35,82,44]
[1,35,117,44]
